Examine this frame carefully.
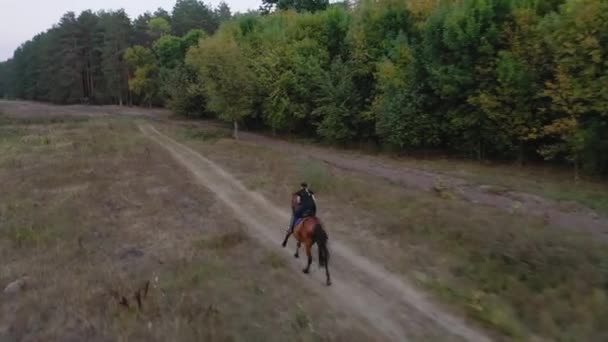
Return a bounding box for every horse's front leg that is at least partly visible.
[281,230,292,248]
[282,213,296,247]
[303,242,312,274]
[294,241,301,258]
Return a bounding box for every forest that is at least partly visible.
[0,0,606,177]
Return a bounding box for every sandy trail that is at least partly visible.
[139,123,491,342]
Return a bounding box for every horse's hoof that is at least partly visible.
[294,254,299,258]
[326,281,332,286]
[281,242,286,248]
[302,269,309,274]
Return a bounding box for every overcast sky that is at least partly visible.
[0,0,261,61]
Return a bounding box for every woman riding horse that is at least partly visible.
[281,183,331,286]
[287,182,316,233]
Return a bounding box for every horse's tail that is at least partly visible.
[313,223,329,268]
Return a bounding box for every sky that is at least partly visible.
[0,0,261,61]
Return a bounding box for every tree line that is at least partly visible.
[0,0,230,107]
[1,0,607,178]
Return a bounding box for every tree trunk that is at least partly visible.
[122,68,129,107]
[574,156,580,184]
[517,141,524,167]
[89,64,94,101]
[233,120,239,140]
[81,70,88,100]
[90,74,94,101]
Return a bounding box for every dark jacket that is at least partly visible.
[295,188,316,216]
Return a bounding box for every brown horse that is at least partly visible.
[281,193,331,286]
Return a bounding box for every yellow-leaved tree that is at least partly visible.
[186,27,255,139]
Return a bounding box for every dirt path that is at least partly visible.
[139,123,491,342]
[0,100,171,119]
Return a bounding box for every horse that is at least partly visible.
[281,193,331,286]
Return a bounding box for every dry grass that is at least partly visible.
[261,251,288,269]
[193,231,248,251]
[0,115,371,341]
[164,124,608,341]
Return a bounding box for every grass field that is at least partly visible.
[2,102,608,342]
[0,114,372,341]
[161,123,608,341]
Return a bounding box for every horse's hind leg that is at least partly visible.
[325,260,331,286]
[294,241,300,258]
[303,242,312,274]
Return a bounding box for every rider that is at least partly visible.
[288,182,317,232]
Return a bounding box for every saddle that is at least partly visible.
[293,213,314,230]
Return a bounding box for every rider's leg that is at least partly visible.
[290,207,304,232]
[282,210,299,247]
[284,206,307,247]
[287,212,295,231]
